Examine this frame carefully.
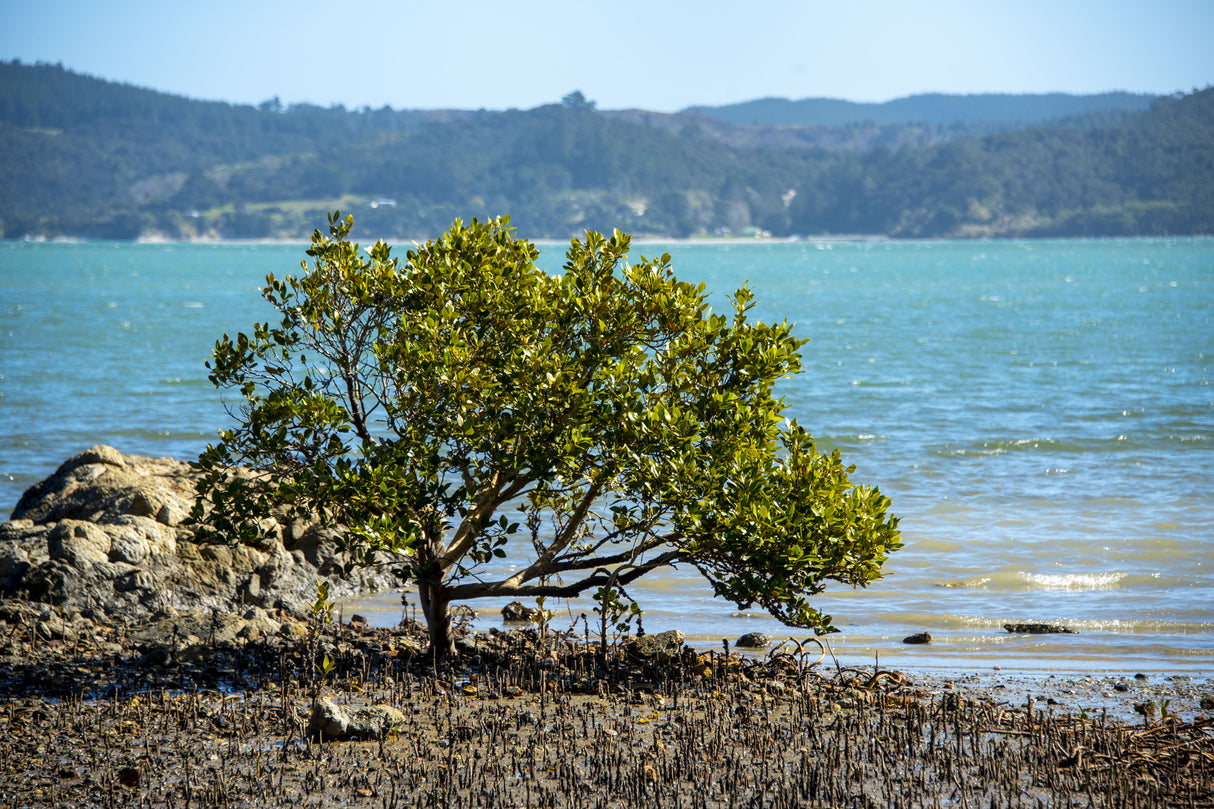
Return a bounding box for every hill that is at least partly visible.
[0,62,1210,241]
[681,92,1157,128]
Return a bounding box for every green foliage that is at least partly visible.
[309,580,335,623]
[306,580,337,694]
[593,582,644,657]
[191,212,901,653]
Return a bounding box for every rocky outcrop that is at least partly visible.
[1,445,394,622]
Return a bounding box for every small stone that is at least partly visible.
[501,601,538,622]
[1114,682,1130,692]
[137,645,173,667]
[308,697,408,741]
[625,630,686,662]
[735,632,770,648]
[1133,701,1157,718]
[278,621,309,642]
[1003,623,1076,634]
[903,632,932,645]
[175,643,212,664]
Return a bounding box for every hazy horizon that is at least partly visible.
[0,60,1175,114]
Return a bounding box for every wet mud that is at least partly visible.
[1,615,1211,808]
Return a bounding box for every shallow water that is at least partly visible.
[2,237,1211,673]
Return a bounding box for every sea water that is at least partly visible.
[2,238,1211,675]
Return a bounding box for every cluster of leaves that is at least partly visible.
[191,213,901,647]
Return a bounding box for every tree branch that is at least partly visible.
[439,469,535,570]
[447,549,682,601]
[501,474,606,589]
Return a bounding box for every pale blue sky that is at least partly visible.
[2,0,1211,111]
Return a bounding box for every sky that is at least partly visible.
[2,0,1212,112]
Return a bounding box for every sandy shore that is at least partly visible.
[1,614,1211,808]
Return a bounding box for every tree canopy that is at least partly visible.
[190,213,900,656]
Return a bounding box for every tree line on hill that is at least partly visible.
[0,61,1210,241]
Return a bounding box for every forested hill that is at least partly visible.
[1,61,1211,241]
[682,92,1157,128]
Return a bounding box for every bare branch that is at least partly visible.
[447,549,682,601]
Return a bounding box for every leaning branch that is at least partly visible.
[439,471,535,570]
[446,549,682,601]
[500,475,607,589]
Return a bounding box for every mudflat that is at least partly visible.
[2,612,1211,808]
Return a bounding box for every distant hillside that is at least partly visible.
[782,88,1214,238]
[682,92,1157,128]
[0,62,1210,241]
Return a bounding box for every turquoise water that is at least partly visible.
[2,238,1211,673]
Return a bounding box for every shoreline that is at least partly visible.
[336,590,1214,685]
[9,232,1212,248]
[3,599,1208,724]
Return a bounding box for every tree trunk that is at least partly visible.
[418,580,456,661]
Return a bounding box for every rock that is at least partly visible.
[735,632,770,648]
[279,619,310,642]
[307,696,408,741]
[1200,695,1214,711]
[239,606,282,640]
[625,630,686,662]
[1003,623,1077,634]
[0,446,395,623]
[903,632,932,644]
[47,521,110,566]
[1133,701,1157,719]
[501,601,538,622]
[125,606,286,666]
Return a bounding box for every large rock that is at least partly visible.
[1,445,394,622]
